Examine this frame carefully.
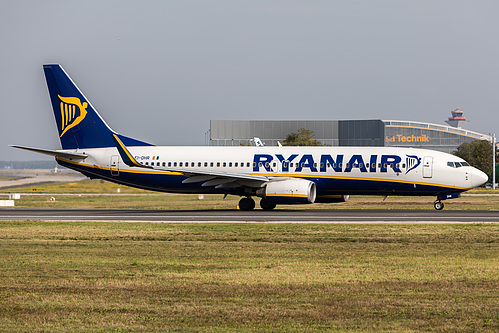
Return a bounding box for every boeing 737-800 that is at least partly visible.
[11,65,488,210]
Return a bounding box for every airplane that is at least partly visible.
[252,137,265,147]
[11,64,488,211]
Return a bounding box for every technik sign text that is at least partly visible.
[386,134,430,144]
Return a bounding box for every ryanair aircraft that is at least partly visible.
[12,65,488,210]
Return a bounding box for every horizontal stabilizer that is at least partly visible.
[10,145,88,159]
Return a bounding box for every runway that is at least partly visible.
[1,209,499,223]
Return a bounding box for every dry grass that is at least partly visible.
[0,222,497,332]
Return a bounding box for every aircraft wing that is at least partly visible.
[111,134,270,189]
[10,145,88,159]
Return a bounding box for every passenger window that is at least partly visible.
[162,162,166,167]
[234,162,238,167]
[217,162,221,167]
[210,162,214,167]
[168,162,172,167]
[223,162,226,167]
[179,162,183,167]
[197,162,201,167]
[265,162,269,168]
[229,162,232,167]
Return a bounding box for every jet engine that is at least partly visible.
[256,178,316,204]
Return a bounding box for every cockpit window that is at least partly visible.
[448,161,470,168]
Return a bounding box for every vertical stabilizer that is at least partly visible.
[43,64,152,149]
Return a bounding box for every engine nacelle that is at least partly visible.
[256,178,316,204]
[315,195,350,203]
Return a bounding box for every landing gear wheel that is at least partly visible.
[434,201,444,210]
[239,197,255,211]
[260,198,276,211]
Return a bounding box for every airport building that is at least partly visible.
[209,108,491,153]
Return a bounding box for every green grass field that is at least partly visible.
[0,222,497,332]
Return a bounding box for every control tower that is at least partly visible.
[445,107,468,128]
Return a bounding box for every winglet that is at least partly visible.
[111,134,152,168]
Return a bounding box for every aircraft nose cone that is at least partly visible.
[471,168,488,188]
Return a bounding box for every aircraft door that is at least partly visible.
[111,155,119,176]
[423,156,433,178]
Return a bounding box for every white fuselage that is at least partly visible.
[58,146,487,196]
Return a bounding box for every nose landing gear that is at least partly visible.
[434,193,460,210]
[434,200,444,210]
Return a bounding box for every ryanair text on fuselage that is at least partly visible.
[253,153,421,174]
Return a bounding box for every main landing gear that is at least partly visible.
[238,197,277,211]
[259,198,277,211]
[238,197,255,211]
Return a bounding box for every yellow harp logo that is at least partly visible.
[58,95,88,137]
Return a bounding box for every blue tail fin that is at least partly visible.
[43,64,152,149]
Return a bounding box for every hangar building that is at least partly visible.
[209,109,491,153]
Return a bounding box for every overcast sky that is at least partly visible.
[1,0,498,160]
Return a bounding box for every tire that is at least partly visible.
[434,201,444,210]
[239,197,255,211]
[260,198,276,211]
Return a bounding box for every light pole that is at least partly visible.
[493,134,496,190]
